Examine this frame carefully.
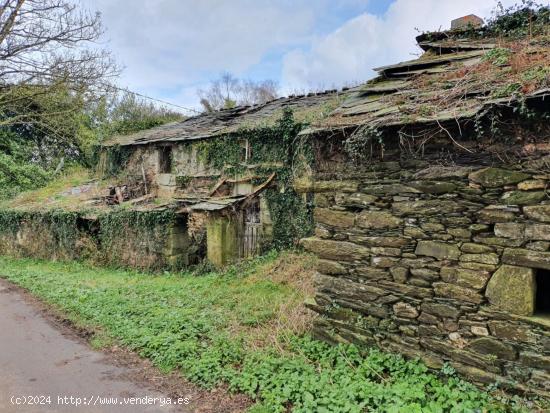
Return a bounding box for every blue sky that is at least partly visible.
[83,0,518,112]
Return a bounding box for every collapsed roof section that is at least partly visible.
[301,30,550,136]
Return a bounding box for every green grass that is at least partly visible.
[0,254,538,412]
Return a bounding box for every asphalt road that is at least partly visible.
[0,278,189,413]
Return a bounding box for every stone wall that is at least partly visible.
[300,156,550,396]
[123,143,220,197]
[0,210,194,271]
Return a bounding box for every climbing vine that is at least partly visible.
[196,109,315,248]
[0,209,81,258]
[97,208,178,269]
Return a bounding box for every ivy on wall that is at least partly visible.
[0,209,81,258]
[196,109,314,248]
[0,207,179,271]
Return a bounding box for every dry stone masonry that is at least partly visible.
[301,159,550,397]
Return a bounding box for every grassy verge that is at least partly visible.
[0,253,540,412]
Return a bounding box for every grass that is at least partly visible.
[0,252,541,412]
[0,166,115,211]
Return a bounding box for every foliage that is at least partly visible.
[0,255,540,413]
[0,209,81,258]
[482,48,513,66]
[96,209,177,270]
[344,126,384,165]
[486,1,550,38]
[0,148,50,199]
[197,109,314,248]
[90,91,183,141]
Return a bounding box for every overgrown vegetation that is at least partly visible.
[197,109,314,248]
[0,254,542,413]
[0,206,182,271]
[486,1,550,38]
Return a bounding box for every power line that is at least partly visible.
[106,83,203,114]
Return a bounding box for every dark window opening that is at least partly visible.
[159,146,173,173]
[536,269,550,315]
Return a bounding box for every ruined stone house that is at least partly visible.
[1,13,549,396]
[96,90,343,266]
[296,23,550,395]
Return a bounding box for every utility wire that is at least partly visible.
[105,83,202,114]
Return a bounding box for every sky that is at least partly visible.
[82,0,523,113]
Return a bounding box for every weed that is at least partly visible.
[0,255,540,412]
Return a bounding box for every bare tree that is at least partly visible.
[0,0,117,87]
[198,72,278,113]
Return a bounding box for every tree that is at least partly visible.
[0,0,118,130]
[198,72,278,112]
[0,0,117,87]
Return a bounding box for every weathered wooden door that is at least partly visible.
[240,200,262,258]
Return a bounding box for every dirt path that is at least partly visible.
[0,278,250,413]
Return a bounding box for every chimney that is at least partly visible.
[451,14,484,30]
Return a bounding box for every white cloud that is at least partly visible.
[82,0,320,106]
[281,0,520,92]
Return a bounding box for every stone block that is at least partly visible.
[468,168,530,188]
[409,181,458,194]
[314,208,355,229]
[363,183,421,195]
[354,266,391,281]
[477,207,516,223]
[447,228,471,239]
[415,240,460,260]
[519,352,550,371]
[518,180,546,190]
[459,253,499,265]
[300,237,369,261]
[471,326,489,336]
[494,222,525,239]
[349,236,408,248]
[390,267,408,283]
[440,267,491,290]
[420,301,461,319]
[295,179,358,193]
[501,191,546,205]
[421,222,445,232]
[525,224,550,241]
[393,200,464,216]
[502,248,550,270]
[433,282,484,304]
[317,259,347,275]
[485,264,535,316]
[467,337,517,361]
[524,205,550,223]
[371,247,401,257]
[356,210,401,229]
[371,256,399,268]
[488,321,536,343]
[393,302,419,319]
[460,243,494,254]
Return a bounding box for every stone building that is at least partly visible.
[98,90,344,266]
[298,27,550,395]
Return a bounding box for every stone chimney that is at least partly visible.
[451,14,484,30]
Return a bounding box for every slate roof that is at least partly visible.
[104,90,347,146]
[301,31,550,135]
[105,29,549,147]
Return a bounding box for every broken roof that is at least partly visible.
[104,26,549,147]
[104,90,347,147]
[301,30,550,136]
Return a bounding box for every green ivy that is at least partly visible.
[196,109,314,248]
[0,209,81,257]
